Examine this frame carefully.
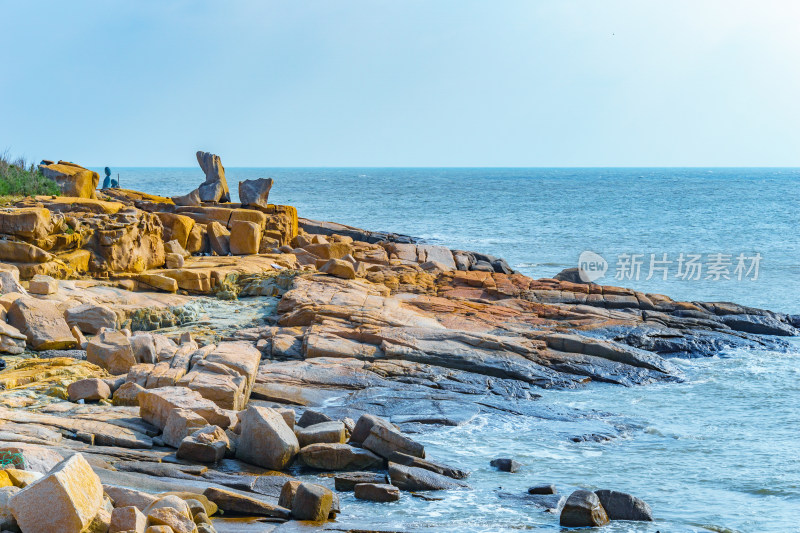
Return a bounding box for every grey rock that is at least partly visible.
[239,178,274,208]
[595,489,654,521]
[354,483,400,502]
[388,451,468,479]
[528,484,557,495]
[490,458,521,473]
[362,423,425,459]
[388,462,470,491]
[334,471,389,491]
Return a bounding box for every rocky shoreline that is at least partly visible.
[0,152,794,532]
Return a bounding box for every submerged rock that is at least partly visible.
[490,458,521,473]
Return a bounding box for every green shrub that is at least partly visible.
[0,151,61,197]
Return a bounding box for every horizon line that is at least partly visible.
[83,165,800,169]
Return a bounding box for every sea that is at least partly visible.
[99,167,800,532]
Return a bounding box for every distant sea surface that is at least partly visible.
[102,167,800,532]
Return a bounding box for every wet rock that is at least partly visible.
[235,405,299,470]
[110,505,146,533]
[162,408,209,448]
[291,482,333,521]
[354,482,400,502]
[177,425,229,463]
[196,151,230,203]
[29,274,57,295]
[138,386,231,431]
[560,489,610,528]
[297,409,331,428]
[87,329,135,375]
[388,463,470,491]
[299,443,383,471]
[388,451,469,480]
[229,221,261,255]
[296,421,346,447]
[490,458,521,473]
[203,487,290,519]
[362,423,425,459]
[67,378,111,402]
[594,489,653,521]
[8,296,77,350]
[320,258,356,279]
[10,453,103,533]
[528,484,557,495]
[144,495,195,533]
[239,178,274,209]
[334,472,389,491]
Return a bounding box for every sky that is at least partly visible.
[2,1,800,167]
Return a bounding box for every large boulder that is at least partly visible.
[239,178,273,209]
[560,489,610,527]
[7,297,77,350]
[39,161,99,198]
[86,330,135,375]
[109,505,146,533]
[236,406,299,470]
[10,453,103,533]
[0,240,52,263]
[196,151,230,203]
[319,258,356,279]
[595,489,654,521]
[207,221,230,255]
[299,443,382,471]
[65,303,117,334]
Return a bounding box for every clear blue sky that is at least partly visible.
[2,1,799,167]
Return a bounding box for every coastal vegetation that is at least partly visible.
[0,151,60,199]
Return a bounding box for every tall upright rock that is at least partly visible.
[196,151,230,203]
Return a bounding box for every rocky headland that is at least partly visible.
[0,152,794,532]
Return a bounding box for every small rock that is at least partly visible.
[162,408,209,448]
[109,505,146,533]
[334,471,389,491]
[388,451,469,480]
[177,425,229,463]
[278,479,302,509]
[28,274,58,295]
[528,484,557,495]
[319,258,356,279]
[112,381,146,407]
[297,409,332,428]
[388,462,470,491]
[65,303,117,334]
[299,443,383,471]
[239,178,273,209]
[86,329,135,375]
[67,378,111,402]
[560,489,610,528]
[143,495,195,533]
[296,421,346,448]
[490,458,521,473]
[291,482,333,521]
[354,483,400,502]
[165,253,184,269]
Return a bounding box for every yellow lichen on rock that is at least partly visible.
[0,358,108,391]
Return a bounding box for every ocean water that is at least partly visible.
[104,168,800,531]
